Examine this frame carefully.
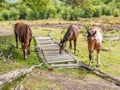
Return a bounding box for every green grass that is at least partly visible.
[0,35,40,74]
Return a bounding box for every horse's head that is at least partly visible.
[87,29,97,53]
[59,39,66,53]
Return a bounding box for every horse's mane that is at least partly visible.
[60,25,71,43]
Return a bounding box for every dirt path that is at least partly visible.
[0,27,13,36]
[24,69,120,90]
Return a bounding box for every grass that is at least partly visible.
[0,17,120,89]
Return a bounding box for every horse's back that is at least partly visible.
[14,22,26,34]
[69,24,80,38]
[14,22,32,41]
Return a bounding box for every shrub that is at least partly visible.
[9,8,20,20]
[47,7,57,18]
[17,5,29,19]
[27,10,39,20]
[113,9,120,17]
[82,9,94,18]
[102,5,112,16]
[1,10,9,20]
[0,14,4,21]
[93,6,102,17]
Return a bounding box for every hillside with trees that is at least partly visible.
[0,0,120,20]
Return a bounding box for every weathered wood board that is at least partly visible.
[35,36,79,68]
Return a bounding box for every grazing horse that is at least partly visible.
[14,22,32,60]
[59,24,80,54]
[87,26,103,67]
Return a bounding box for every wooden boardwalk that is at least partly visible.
[35,35,120,86]
[35,36,81,69]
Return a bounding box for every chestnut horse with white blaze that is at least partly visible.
[59,24,80,54]
[87,26,103,67]
[14,22,32,60]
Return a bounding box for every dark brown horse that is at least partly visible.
[87,26,103,67]
[59,24,80,54]
[14,22,32,60]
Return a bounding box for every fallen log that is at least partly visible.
[0,50,6,62]
[0,63,43,86]
[77,61,120,86]
[7,44,15,60]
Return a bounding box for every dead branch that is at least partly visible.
[7,44,15,60]
[78,61,120,86]
[0,63,43,86]
[101,46,111,51]
[0,50,6,62]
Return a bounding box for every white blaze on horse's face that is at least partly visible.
[59,43,66,53]
[87,30,96,53]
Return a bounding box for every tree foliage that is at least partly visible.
[0,0,120,21]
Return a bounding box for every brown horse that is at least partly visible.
[87,26,103,67]
[14,22,32,60]
[59,24,80,54]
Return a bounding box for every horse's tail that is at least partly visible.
[14,22,19,34]
[24,24,32,45]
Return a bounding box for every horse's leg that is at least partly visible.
[27,40,31,55]
[89,52,92,66]
[91,51,94,63]
[23,48,28,60]
[96,49,101,67]
[74,39,76,54]
[69,40,72,52]
[15,33,18,48]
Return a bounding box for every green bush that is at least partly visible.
[9,8,20,20]
[0,15,4,21]
[1,10,9,20]
[27,10,39,20]
[47,7,57,18]
[83,9,94,18]
[17,5,29,19]
[102,5,112,16]
[39,8,49,19]
[113,9,120,17]
[93,6,102,17]
[60,8,70,20]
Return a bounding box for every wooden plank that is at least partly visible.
[53,64,81,68]
[43,51,66,55]
[45,55,73,61]
[41,45,59,50]
[38,40,54,42]
[37,37,51,40]
[38,41,55,44]
[46,54,72,59]
[44,53,69,57]
[40,44,58,47]
[47,59,75,63]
